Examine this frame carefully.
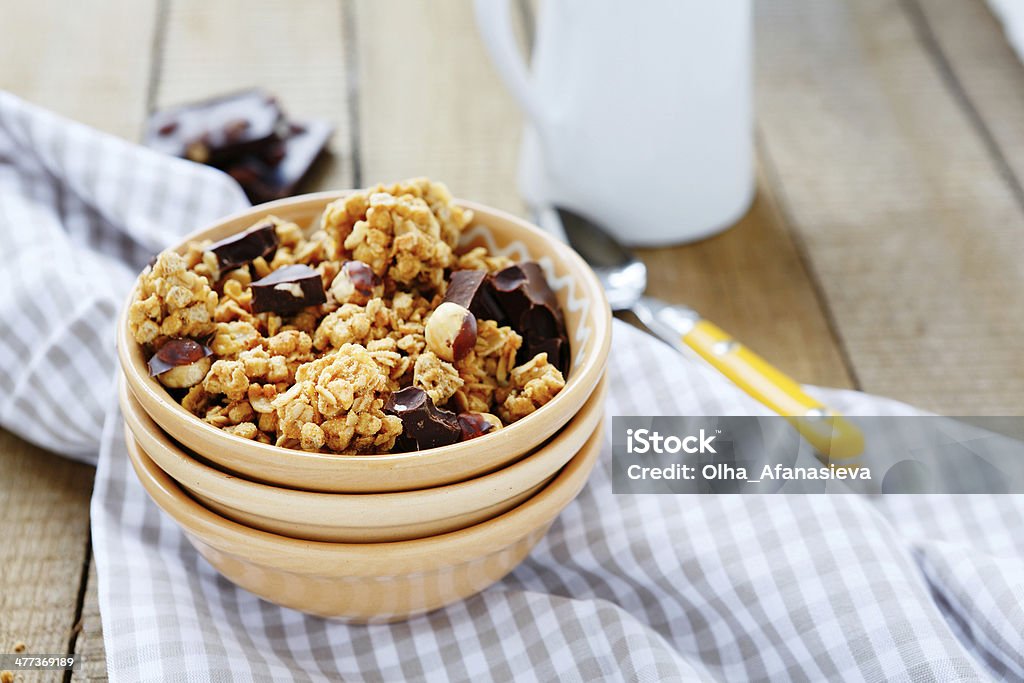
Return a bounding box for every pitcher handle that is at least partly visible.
[473,0,548,126]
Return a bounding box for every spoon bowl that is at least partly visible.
[557,208,647,311]
[553,206,864,459]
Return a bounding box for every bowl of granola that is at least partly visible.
[123,407,604,622]
[118,179,611,492]
[119,374,606,542]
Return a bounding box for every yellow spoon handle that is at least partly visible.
[682,319,864,460]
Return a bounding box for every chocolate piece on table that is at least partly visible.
[206,221,279,271]
[147,338,213,377]
[250,264,327,314]
[144,89,285,167]
[383,387,461,450]
[144,89,333,205]
[444,269,503,321]
[224,119,333,204]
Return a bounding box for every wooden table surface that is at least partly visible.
[4,0,1024,679]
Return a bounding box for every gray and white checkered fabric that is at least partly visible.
[2,91,1022,682]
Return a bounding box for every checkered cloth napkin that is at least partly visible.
[2,91,1023,682]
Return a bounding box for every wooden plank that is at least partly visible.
[755,0,1024,414]
[903,0,1024,206]
[0,2,158,680]
[352,0,529,215]
[155,0,355,191]
[0,0,156,138]
[70,563,107,683]
[0,433,94,683]
[636,170,855,389]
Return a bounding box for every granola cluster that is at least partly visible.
[128,251,217,344]
[130,178,568,454]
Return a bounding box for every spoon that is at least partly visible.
[554,207,863,460]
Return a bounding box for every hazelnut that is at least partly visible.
[148,338,214,388]
[458,412,502,441]
[425,302,477,362]
[158,355,212,388]
[330,260,383,305]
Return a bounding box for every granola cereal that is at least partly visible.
[132,178,569,454]
[456,246,514,273]
[413,351,464,405]
[497,353,567,423]
[128,251,217,344]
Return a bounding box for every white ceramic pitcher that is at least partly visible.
[474,0,754,246]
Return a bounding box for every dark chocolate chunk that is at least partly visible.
[250,264,327,314]
[491,262,571,376]
[383,387,461,450]
[261,140,287,166]
[390,434,419,454]
[222,119,333,204]
[524,336,571,378]
[445,270,487,308]
[148,339,212,377]
[144,89,285,167]
[492,263,565,328]
[207,222,279,271]
[519,302,562,340]
[223,117,251,143]
[445,269,503,321]
[457,413,496,441]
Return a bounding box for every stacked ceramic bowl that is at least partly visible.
[116,193,612,623]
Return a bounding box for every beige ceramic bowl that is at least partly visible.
[125,416,604,622]
[118,193,612,493]
[120,373,607,542]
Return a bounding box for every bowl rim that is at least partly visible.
[118,192,612,468]
[119,371,608,525]
[126,415,605,575]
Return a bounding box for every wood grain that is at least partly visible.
[903,0,1024,205]
[0,434,94,683]
[155,0,354,190]
[0,0,156,137]
[0,2,158,680]
[69,563,106,683]
[352,0,529,215]
[756,0,1024,414]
